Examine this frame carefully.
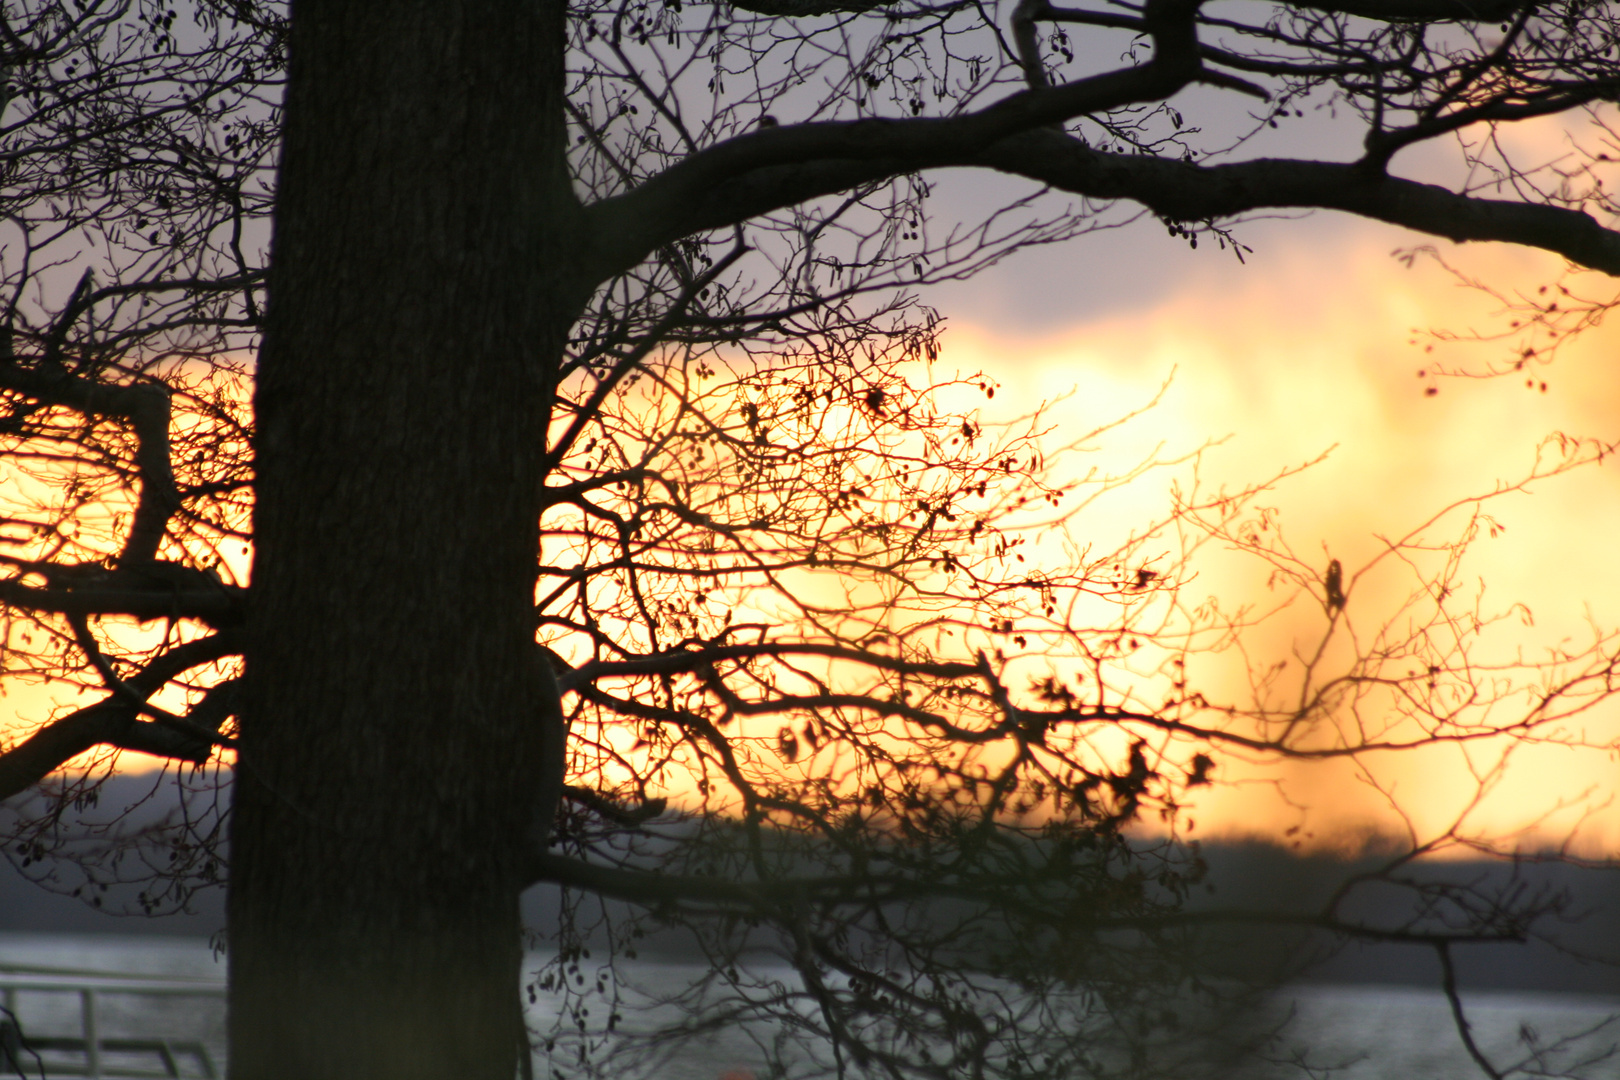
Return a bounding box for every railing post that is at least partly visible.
[82,987,100,1078]
[1,969,225,1078]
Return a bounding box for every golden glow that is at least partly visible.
[0,360,251,768]
[943,228,1620,855]
[5,229,1617,859]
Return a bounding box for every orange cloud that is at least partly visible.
[6,229,1617,858]
[943,228,1620,855]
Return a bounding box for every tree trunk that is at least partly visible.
[231,3,581,1078]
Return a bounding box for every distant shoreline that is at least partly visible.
[4,824,1616,995]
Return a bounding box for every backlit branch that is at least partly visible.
[582,0,1206,281]
[0,561,245,627]
[0,630,240,799]
[981,131,1620,273]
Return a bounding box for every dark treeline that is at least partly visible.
[2,775,1614,997]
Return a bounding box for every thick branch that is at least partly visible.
[0,563,245,627]
[0,631,240,800]
[561,785,667,825]
[636,126,1620,277]
[585,24,1620,280]
[0,707,222,802]
[978,131,1620,274]
[1,702,139,801]
[1012,0,1054,89]
[583,0,1203,282]
[0,362,178,565]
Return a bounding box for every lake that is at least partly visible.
[0,932,1614,1079]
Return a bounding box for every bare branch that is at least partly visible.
[978,130,1620,274]
[583,0,1205,281]
[0,361,181,564]
[0,631,240,798]
[0,562,245,627]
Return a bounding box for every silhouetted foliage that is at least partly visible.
[0,0,1618,1077]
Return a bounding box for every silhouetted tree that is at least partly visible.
[1,1,1619,1078]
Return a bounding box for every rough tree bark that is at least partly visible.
[231,2,581,1077]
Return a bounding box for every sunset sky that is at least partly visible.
[8,199,1619,855]
[927,191,1620,856]
[6,95,1619,857]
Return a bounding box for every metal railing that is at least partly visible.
[0,966,224,1079]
